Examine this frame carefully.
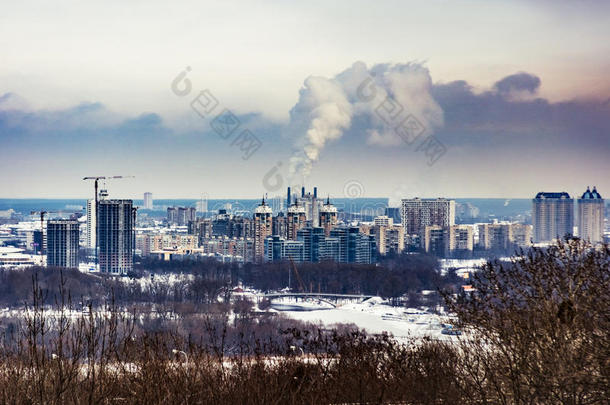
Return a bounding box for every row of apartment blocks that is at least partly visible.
[166,206,197,226]
[136,233,252,262]
[134,187,604,264]
[246,192,375,264]
[423,222,533,257]
[138,189,376,264]
[400,187,605,257]
[264,226,376,264]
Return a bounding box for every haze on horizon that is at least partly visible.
[1,0,609,200]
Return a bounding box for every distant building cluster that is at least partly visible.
[0,184,606,271]
[148,187,377,264]
[399,198,534,258]
[167,206,197,226]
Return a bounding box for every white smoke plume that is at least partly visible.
[288,76,352,181]
[287,61,444,182]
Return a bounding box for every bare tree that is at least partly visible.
[445,239,609,404]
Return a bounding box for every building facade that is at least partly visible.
[295,187,321,227]
[319,197,338,237]
[384,225,405,254]
[374,215,393,227]
[532,192,574,243]
[143,192,153,210]
[264,236,305,262]
[446,225,474,254]
[167,206,196,226]
[578,187,604,244]
[401,198,455,242]
[329,227,376,264]
[423,225,474,257]
[98,200,135,274]
[86,199,96,249]
[253,199,273,263]
[297,227,327,262]
[286,203,307,240]
[46,219,80,268]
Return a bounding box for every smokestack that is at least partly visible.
[301,187,305,198]
[287,187,291,209]
[314,187,318,199]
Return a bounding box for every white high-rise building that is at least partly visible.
[143,192,153,210]
[86,199,96,249]
[196,194,208,214]
[578,187,604,244]
[532,192,573,243]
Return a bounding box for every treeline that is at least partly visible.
[0,266,105,307]
[0,265,233,309]
[139,252,460,298]
[0,253,461,308]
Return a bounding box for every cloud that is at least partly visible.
[431,75,610,151]
[0,94,288,164]
[494,72,541,96]
[1,65,608,199]
[287,76,352,181]
[287,61,444,181]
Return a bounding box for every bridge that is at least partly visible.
[261,292,374,308]
[263,292,373,300]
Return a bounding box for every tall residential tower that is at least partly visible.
[532,192,574,243]
[401,198,455,239]
[253,198,273,263]
[98,199,135,274]
[578,187,604,244]
[46,219,80,268]
[143,192,153,210]
[319,197,338,237]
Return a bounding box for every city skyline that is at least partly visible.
[1,1,609,198]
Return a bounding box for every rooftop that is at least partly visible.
[534,192,571,200]
[580,186,603,200]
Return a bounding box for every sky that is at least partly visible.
[1,0,609,199]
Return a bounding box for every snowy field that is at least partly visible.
[268,296,457,342]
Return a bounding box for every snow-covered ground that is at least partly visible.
[439,258,487,277]
[271,296,456,341]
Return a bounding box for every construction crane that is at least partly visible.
[288,256,306,293]
[82,175,135,263]
[82,176,135,206]
[29,210,74,255]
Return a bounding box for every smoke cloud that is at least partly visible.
[287,61,444,181]
[288,76,352,181]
